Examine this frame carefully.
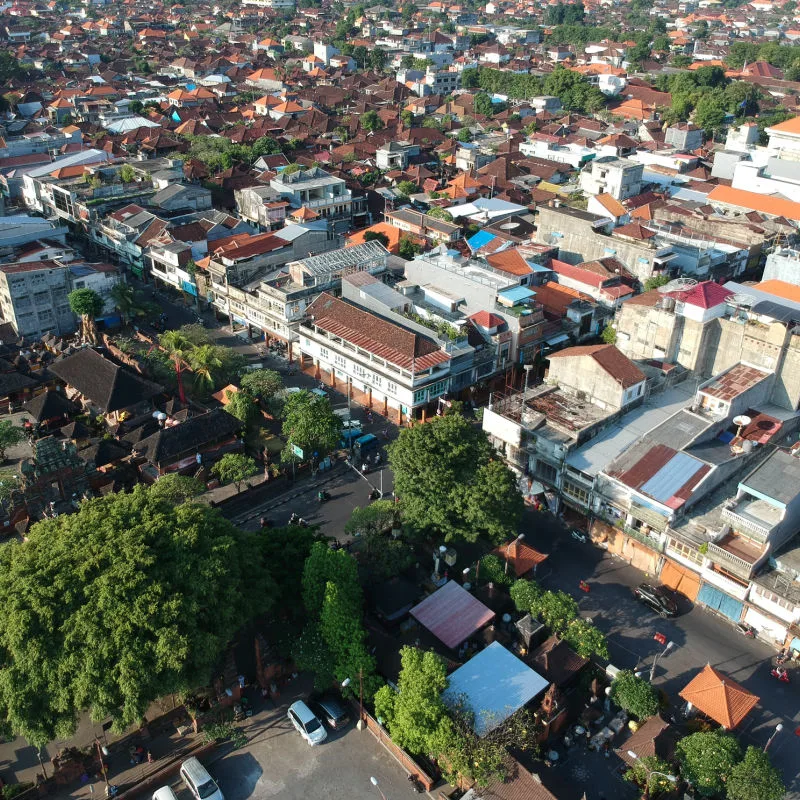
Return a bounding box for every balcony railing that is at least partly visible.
[302,194,352,210]
[623,524,665,553]
[706,543,755,580]
[721,506,771,542]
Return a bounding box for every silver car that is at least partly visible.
[288,700,328,745]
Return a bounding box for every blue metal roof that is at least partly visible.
[466,230,496,251]
[498,285,535,303]
[640,451,704,504]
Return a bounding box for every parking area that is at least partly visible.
[169,680,413,800]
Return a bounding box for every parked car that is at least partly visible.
[310,693,350,730]
[179,757,224,800]
[153,788,179,800]
[633,583,678,618]
[288,700,328,745]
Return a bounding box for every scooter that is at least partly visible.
[776,648,789,664]
[289,513,308,527]
[571,529,587,543]
[318,490,331,502]
[770,667,790,683]
[407,774,423,793]
[736,623,756,638]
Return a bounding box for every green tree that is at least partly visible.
[374,646,448,753]
[396,179,417,197]
[68,288,103,345]
[363,231,390,248]
[625,755,678,798]
[477,553,514,587]
[456,127,472,142]
[0,421,24,462]
[240,368,283,403]
[361,110,384,132]
[726,746,785,800]
[563,618,609,659]
[427,207,454,222]
[109,282,152,326]
[400,109,414,128]
[644,274,671,291]
[368,48,387,71]
[189,344,223,393]
[128,100,144,114]
[474,92,493,117]
[531,590,578,636]
[677,731,743,797]
[610,670,660,720]
[352,45,369,68]
[159,330,194,404]
[281,390,342,462]
[259,525,321,620]
[510,578,542,614]
[600,324,617,344]
[398,237,422,260]
[388,414,523,544]
[223,390,256,426]
[119,164,136,183]
[344,500,397,538]
[212,452,258,492]
[693,95,727,136]
[148,474,205,504]
[0,486,273,745]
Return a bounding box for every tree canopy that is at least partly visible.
[281,390,342,462]
[0,485,274,746]
[676,730,743,797]
[610,670,659,720]
[726,746,785,800]
[388,414,523,543]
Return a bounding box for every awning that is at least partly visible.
[545,333,570,346]
[130,264,144,277]
[698,583,744,622]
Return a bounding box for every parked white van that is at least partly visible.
[179,757,224,800]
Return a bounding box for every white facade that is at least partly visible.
[579,157,643,201]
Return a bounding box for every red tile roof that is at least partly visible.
[666,281,732,309]
[306,293,450,372]
[491,539,548,576]
[409,580,495,649]
[485,247,534,276]
[469,310,505,329]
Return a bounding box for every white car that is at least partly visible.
[288,700,328,745]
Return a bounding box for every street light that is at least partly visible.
[504,533,525,575]
[627,751,677,800]
[370,776,387,800]
[650,640,675,681]
[342,671,364,731]
[764,722,784,752]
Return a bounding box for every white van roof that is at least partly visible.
[153,787,179,800]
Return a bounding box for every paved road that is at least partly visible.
[522,511,800,797]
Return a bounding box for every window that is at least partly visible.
[413,389,427,404]
[535,460,558,484]
[386,381,397,395]
[320,347,329,360]
[562,481,590,507]
[428,379,448,398]
[667,538,703,566]
[753,584,794,611]
[372,375,382,388]
[334,354,346,369]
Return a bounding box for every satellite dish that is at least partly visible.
[657,277,698,294]
[728,292,755,307]
[732,415,752,428]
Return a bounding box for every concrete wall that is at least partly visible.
[547,354,633,411]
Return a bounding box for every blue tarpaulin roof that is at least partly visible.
[466,230,496,251]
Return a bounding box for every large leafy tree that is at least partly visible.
[0,421,25,462]
[109,283,153,326]
[0,485,274,746]
[563,618,609,659]
[677,731,743,797]
[625,755,677,798]
[726,746,785,800]
[281,390,342,462]
[388,414,523,543]
[212,453,258,492]
[149,474,205,504]
[610,670,659,720]
[374,647,449,754]
[68,288,103,345]
[240,368,283,403]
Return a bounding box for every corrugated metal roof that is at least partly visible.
[640,451,705,504]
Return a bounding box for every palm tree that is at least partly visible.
[188,344,222,393]
[159,330,193,404]
[110,282,155,326]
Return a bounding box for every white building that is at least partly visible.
[579,156,643,201]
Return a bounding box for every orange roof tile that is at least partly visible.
[491,539,548,577]
[754,279,800,303]
[707,185,800,218]
[765,115,800,135]
[679,664,758,729]
[593,192,627,217]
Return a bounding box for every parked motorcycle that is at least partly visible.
[770,667,790,683]
[736,623,756,638]
[571,529,587,543]
[776,648,789,664]
[407,775,423,794]
[318,490,331,502]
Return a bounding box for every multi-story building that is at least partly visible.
[579,156,643,201]
[269,167,353,232]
